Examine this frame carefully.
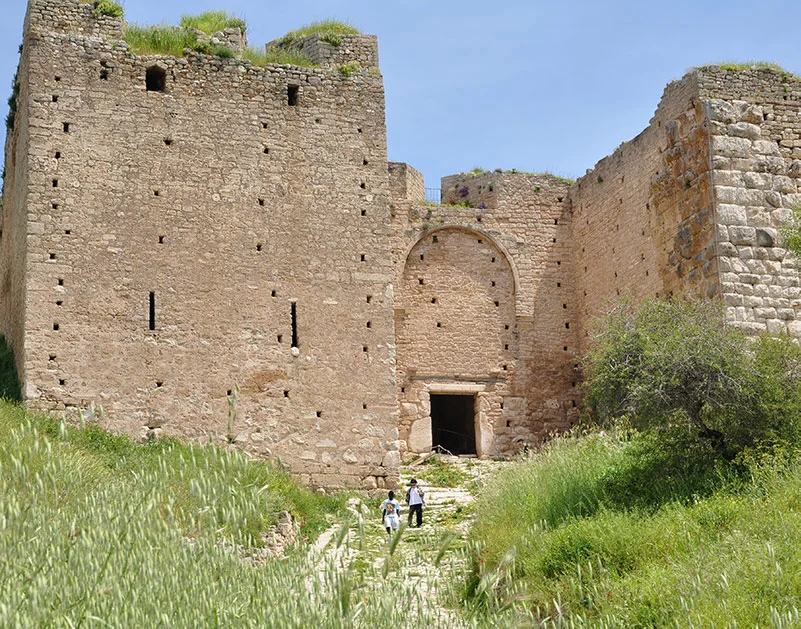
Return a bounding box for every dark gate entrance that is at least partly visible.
[430,394,476,455]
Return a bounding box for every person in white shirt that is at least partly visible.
[405,478,425,527]
[380,490,401,541]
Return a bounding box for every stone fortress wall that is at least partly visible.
[4,0,801,487]
[3,0,400,488]
[572,68,801,352]
[389,168,578,455]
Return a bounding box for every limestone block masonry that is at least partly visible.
[4,0,398,489]
[4,0,801,486]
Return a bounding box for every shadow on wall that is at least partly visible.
[0,336,21,401]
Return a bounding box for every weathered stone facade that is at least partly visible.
[4,0,398,488]
[4,0,801,485]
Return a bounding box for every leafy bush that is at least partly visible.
[584,299,801,465]
[92,0,123,18]
[338,62,361,78]
[180,11,246,36]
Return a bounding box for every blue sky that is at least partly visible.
[2,0,801,188]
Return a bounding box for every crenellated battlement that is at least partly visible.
[267,33,379,72]
[25,0,124,40]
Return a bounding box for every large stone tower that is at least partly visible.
[3,0,399,488]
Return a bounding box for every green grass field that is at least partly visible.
[0,402,471,627]
[468,429,801,626]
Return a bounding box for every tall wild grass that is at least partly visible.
[468,429,801,626]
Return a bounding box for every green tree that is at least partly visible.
[584,299,801,463]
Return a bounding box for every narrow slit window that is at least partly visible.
[291,302,298,349]
[287,85,299,106]
[63,122,70,133]
[149,292,155,331]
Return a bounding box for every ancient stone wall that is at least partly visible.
[24,0,124,39]
[696,68,801,337]
[391,171,578,456]
[7,0,801,482]
[388,162,424,204]
[572,74,717,353]
[6,0,398,488]
[572,67,801,350]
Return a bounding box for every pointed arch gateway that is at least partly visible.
[395,227,517,457]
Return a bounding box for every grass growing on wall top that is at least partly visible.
[277,20,360,47]
[124,24,202,57]
[180,11,247,36]
[79,0,123,18]
[696,61,798,79]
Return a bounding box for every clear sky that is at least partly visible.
[2,0,801,188]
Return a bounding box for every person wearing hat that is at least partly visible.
[405,478,425,528]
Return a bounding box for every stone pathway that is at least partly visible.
[312,456,505,623]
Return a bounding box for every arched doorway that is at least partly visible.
[395,227,516,456]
